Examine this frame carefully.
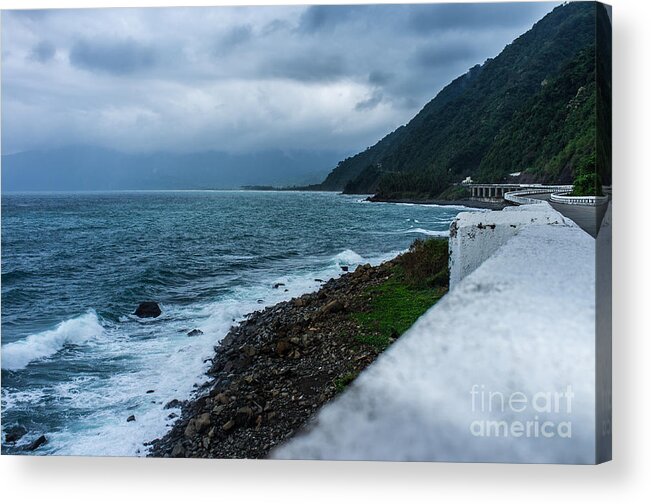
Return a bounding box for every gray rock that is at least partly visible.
[26,435,47,451]
[134,302,161,318]
[164,399,181,409]
[171,442,185,458]
[195,413,211,433]
[184,419,197,438]
[235,406,254,427]
[4,425,27,443]
[319,299,345,315]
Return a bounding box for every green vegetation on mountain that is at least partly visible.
[475,45,599,184]
[318,2,611,199]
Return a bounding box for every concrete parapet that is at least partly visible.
[273,203,596,463]
[449,202,575,289]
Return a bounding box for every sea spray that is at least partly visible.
[2,311,104,371]
[1,191,469,455]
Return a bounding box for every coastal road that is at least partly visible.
[528,193,608,238]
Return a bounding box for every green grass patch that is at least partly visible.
[352,238,449,351]
[334,371,359,394]
[353,278,446,350]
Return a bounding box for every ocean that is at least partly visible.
[1,190,470,456]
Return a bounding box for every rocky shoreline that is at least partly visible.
[147,240,448,458]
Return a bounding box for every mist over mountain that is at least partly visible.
[1,146,348,192]
[318,2,611,199]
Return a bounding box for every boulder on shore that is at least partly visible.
[134,301,161,318]
[165,399,182,409]
[5,425,27,443]
[319,299,345,315]
[26,435,47,451]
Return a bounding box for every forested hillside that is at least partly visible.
[318,2,611,199]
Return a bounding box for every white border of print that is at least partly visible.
[0,0,649,503]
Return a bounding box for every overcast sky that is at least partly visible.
[1,2,558,155]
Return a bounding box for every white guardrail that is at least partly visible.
[549,192,610,206]
[504,186,573,205]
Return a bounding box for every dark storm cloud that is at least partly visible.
[407,2,553,33]
[413,43,479,69]
[69,38,157,75]
[8,9,53,21]
[261,18,292,36]
[368,70,394,87]
[261,53,347,83]
[2,3,560,155]
[298,5,364,32]
[355,90,384,111]
[221,24,253,49]
[30,40,56,63]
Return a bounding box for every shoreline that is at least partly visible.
[364,195,508,210]
[147,240,449,458]
[234,187,509,211]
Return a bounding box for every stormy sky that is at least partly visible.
[1,2,558,155]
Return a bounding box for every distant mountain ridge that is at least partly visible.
[318,2,611,199]
[1,146,349,192]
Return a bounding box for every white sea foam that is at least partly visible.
[1,311,104,371]
[403,228,450,237]
[332,249,364,265]
[3,247,408,456]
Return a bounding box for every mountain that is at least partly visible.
[318,2,611,199]
[1,146,349,192]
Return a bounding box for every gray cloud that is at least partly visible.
[261,53,347,83]
[220,24,253,50]
[1,3,559,155]
[413,43,479,69]
[69,38,157,75]
[298,5,364,32]
[261,18,292,36]
[30,40,56,63]
[368,70,394,86]
[355,90,384,111]
[8,9,53,22]
[407,2,554,33]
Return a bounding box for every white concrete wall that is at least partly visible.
[449,203,575,289]
[273,204,597,464]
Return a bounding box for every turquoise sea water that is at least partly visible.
[1,190,469,455]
